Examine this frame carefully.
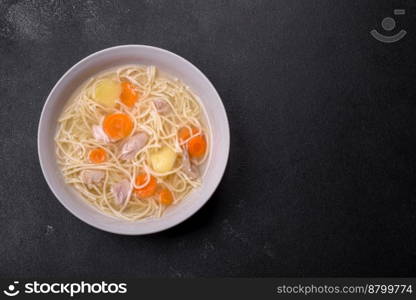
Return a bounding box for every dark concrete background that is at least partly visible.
[1,0,416,277]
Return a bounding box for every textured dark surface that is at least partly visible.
[1,0,416,277]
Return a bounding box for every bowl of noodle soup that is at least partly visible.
[38,45,229,235]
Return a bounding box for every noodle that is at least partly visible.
[55,65,209,221]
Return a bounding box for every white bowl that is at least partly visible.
[38,45,230,235]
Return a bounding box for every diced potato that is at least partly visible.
[94,78,121,107]
[150,146,177,173]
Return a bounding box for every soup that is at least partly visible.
[55,65,209,221]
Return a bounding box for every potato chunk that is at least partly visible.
[150,146,177,173]
[94,78,121,107]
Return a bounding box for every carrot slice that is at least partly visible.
[135,173,157,198]
[103,113,133,140]
[178,127,198,143]
[188,135,207,158]
[120,81,139,108]
[89,148,106,163]
[159,188,173,206]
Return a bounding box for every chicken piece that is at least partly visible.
[120,132,149,160]
[81,170,105,188]
[92,125,110,144]
[153,98,171,114]
[111,179,131,206]
[182,149,199,180]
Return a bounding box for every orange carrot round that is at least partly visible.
[135,173,157,198]
[103,113,133,140]
[178,127,198,143]
[120,81,139,108]
[89,148,106,163]
[159,188,173,206]
[188,135,207,158]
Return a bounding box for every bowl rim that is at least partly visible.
[37,44,230,235]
